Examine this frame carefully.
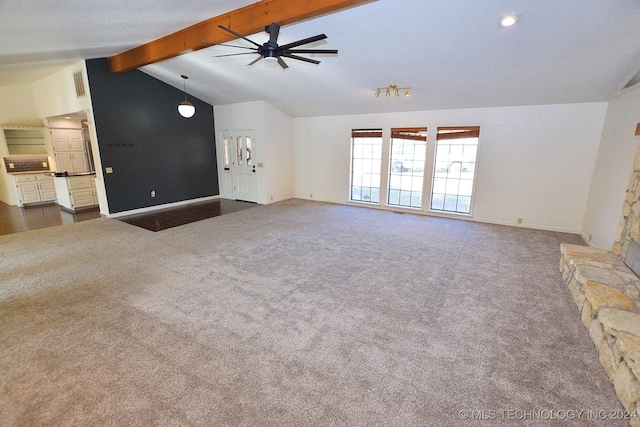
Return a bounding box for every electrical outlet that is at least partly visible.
[151,190,156,198]
[105,167,113,174]
[42,162,48,168]
[8,163,14,169]
[517,218,523,224]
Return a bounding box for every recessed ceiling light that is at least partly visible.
[500,14,518,28]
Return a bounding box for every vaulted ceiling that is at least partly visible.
[2,0,640,117]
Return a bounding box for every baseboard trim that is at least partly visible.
[580,231,596,247]
[107,195,221,218]
[301,197,582,236]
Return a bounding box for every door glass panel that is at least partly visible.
[246,136,253,167]
[388,127,427,208]
[223,137,230,167]
[236,136,243,166]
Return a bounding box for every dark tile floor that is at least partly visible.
[118,199,257,232]
[0,202,101,236]
[0,199,258,235]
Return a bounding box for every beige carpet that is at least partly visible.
[0,199,626,426]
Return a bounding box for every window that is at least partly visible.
[430,127,480,214]
[350,129,382,203]
[388,128,427,208]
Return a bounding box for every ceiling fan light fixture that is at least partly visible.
[386,88,390,97]
[405,89,410,98]
[178,74,196,118]
[375,89,380,97]
[214,22,337,69]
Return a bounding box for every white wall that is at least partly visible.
[0,84,42,127]
[0,84,44,204]
[31,61,92,119]
[263,102,294,203]
[292,102,608,233]
[582,85,640,249]
[214,100,293,204]
[31,61,109,215]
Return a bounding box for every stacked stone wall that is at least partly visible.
[561,244,640,426]
[614,144,640,256]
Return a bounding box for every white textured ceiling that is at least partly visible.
[2,0,640,117]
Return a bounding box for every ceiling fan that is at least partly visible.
[211,22,338,69]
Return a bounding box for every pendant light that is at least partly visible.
[178,74,195,118]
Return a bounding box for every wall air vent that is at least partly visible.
[73,70,86,98]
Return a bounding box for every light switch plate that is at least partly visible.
[105,167,113,174]
[42,162,48,167]
[8,163,14,168]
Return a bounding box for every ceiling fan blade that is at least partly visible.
[200,42,257,50]
[214,52,257,58]
[286,49,338,55]
[247,56,264,66]
[267,22,281,45]
[218,25,261,48]
[280,53,321,65]
[277,57,289,69]
[278,34,327,50]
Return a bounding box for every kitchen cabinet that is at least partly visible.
[55,151,89,174]
[11,173,57,206]
[51,129,89,173]
[3,127,48,155]
[54,175,98,211]
[51,129,83,151]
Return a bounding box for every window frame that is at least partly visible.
[429,126,480,215]
[387,127,428,209]
[349,128,383,204]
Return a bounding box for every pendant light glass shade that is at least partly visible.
[178,101,195,118]
[178,74,195,118]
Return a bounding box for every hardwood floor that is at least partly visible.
[0,199,258,235]
[118,199,257,232]
[0,202,101,236]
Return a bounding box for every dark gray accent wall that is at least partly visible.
[86,58,218,214]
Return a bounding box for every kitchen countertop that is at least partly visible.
[7,171,96,176]
[7,170,52,175]
[52,172,96,177]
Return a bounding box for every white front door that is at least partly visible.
[231,131,257,203]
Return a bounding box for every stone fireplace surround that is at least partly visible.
[560,143,640,426]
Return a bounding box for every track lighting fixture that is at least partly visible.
[178,74,196,118]
[374,84,410,98]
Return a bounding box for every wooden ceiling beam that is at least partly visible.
[108,0,374,73]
